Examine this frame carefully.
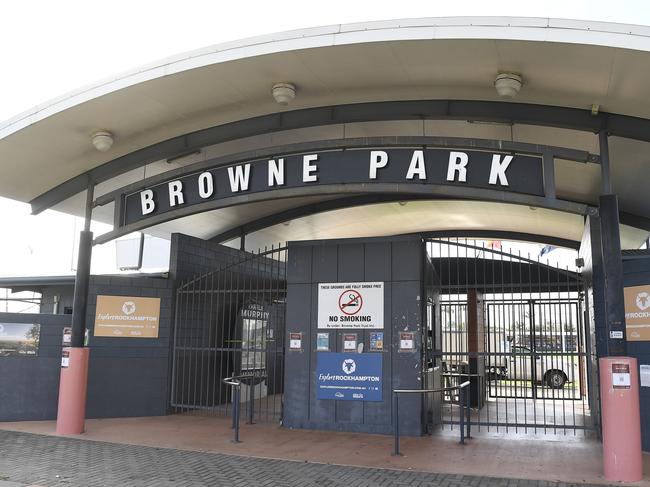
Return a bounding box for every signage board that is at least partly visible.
[343,333,357,351]
[369,332,384,351]
[289,332,302,350]
[316,352,382,401]
[612,363,631,389]
[0,323,40,356]
[625,285,650,341]
[316,332,329,351]
[640,364,650,388]
[61,347,70,368]
[122,148,545,227]
[399,332,415,351]
[318,282,384,329]
[94,295,161,338]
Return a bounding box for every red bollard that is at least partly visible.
[599,356,643,483]
[56,348,90,435]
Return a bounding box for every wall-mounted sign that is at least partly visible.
[316,352,382,401]
[61,347,70,368]
[0,323,40,357]
[316,332,330,351]
[289,332,302,350]
[94,295,161,338]
[62,327,72,345]
[343,333,357,351]
[122,148,544,227]
[369,332,384,351]
[612,363,631,389]
[399,332,415,351]
[640,364,650,388]
[318,282,384,329]
[624,284,650,341]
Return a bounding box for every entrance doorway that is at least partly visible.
[425,238,594,436]
[170,245,287,423]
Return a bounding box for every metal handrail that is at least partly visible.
[222,373,268,443]
[392,380,471,456]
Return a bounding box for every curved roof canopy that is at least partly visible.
[2,16,650,248]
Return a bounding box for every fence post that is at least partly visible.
[392,393,401,456]
[231,385,237,429]
[459,386,465,445]
[466,383,471,439]
[248,380,255,425]
[233,386,241,443]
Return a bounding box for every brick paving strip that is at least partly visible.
[0,430,613,487]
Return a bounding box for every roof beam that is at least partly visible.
[29,99,650,214]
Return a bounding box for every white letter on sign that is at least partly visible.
[228,164,251,192]
[140,190,155,215]
[168,181,184,207]
[447,151,468,182]
[406,150,426,180]
[198,172,214,198]
[268,158,285,187]
[369,150,388,179]
[303,154,318,182]
[488,154,513,186]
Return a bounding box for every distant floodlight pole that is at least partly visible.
[56,177,94,435]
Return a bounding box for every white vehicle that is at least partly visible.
[506,345,577,389]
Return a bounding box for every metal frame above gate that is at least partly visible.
[28,98,650,217]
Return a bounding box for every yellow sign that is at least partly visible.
[624,285,650,341]
[94,295,161,338]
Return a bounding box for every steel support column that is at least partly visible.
[56,180,94,435]
[599,194,627,356]
[598,132,627,356]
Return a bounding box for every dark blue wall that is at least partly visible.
[85,275,173,418]
[0,233,244,422]
[0,313,69,421]
[622,254,650,452]
[283,236,426,436]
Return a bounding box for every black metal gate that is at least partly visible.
[170,245,287,423]
[427,238,594,435]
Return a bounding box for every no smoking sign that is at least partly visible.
[339,290,363,315]
[318,282,384,329]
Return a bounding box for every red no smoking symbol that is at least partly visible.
[339,289,363,315]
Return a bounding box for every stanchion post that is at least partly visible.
[233,386,241,443]
[248,380,255,425]
[392,393,401,456]
[459,386,465,445]
[466,384,471,439]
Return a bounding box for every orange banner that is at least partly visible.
[94,295,160,338]
[624,285,650,341]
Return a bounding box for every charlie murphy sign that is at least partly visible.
[318,282,384,329]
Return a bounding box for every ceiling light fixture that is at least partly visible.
[91,131,114,152]
[272,82,296,105]
[494,73,522,98]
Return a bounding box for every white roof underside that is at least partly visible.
[1,17,650,249]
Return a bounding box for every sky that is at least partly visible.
[1,0,649,278]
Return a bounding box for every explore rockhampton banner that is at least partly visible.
[316,352,383,401]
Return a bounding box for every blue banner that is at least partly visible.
[316,352,382,401]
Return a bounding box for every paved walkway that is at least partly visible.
[0,430,615,487]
